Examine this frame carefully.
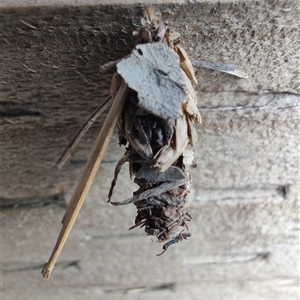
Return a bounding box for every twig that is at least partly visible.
[56,96,112,169]
[156,233,191,256]
[99,57,248,78]
[99,55,129,74]
[19,19,37,30]
[192,60,248,78]
[22,64,36,73]
[41,81,130,280]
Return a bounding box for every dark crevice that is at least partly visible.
[193,184,289,202]
[1,263,45,274]
[88,231,144,240]
[69,159,119,166]
[0,109,44,118]
[147,282,176,291]
[186,251,271,266]
[61,260,81,271]
[104,282,176,294]
[198,104,300,111]
[69,159,88,167]
[276,185,288,198]
[2,260,80,274]
[0,193,66,209]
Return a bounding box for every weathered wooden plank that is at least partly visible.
[1,1,298,204]
[2,176,299,298]
[1,3,299,299]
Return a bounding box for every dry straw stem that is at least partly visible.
[41,80,130,280]
[56,95,112,169]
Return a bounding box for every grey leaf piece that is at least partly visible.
[117,43,188,119]
[111,178,189,206]
[136,165,187,182]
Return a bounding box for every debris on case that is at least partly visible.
[43,7,248,280]
[108,8,200,254]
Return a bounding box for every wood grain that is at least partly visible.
[1,1,299,204]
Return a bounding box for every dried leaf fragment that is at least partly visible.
[117,43,188,120]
